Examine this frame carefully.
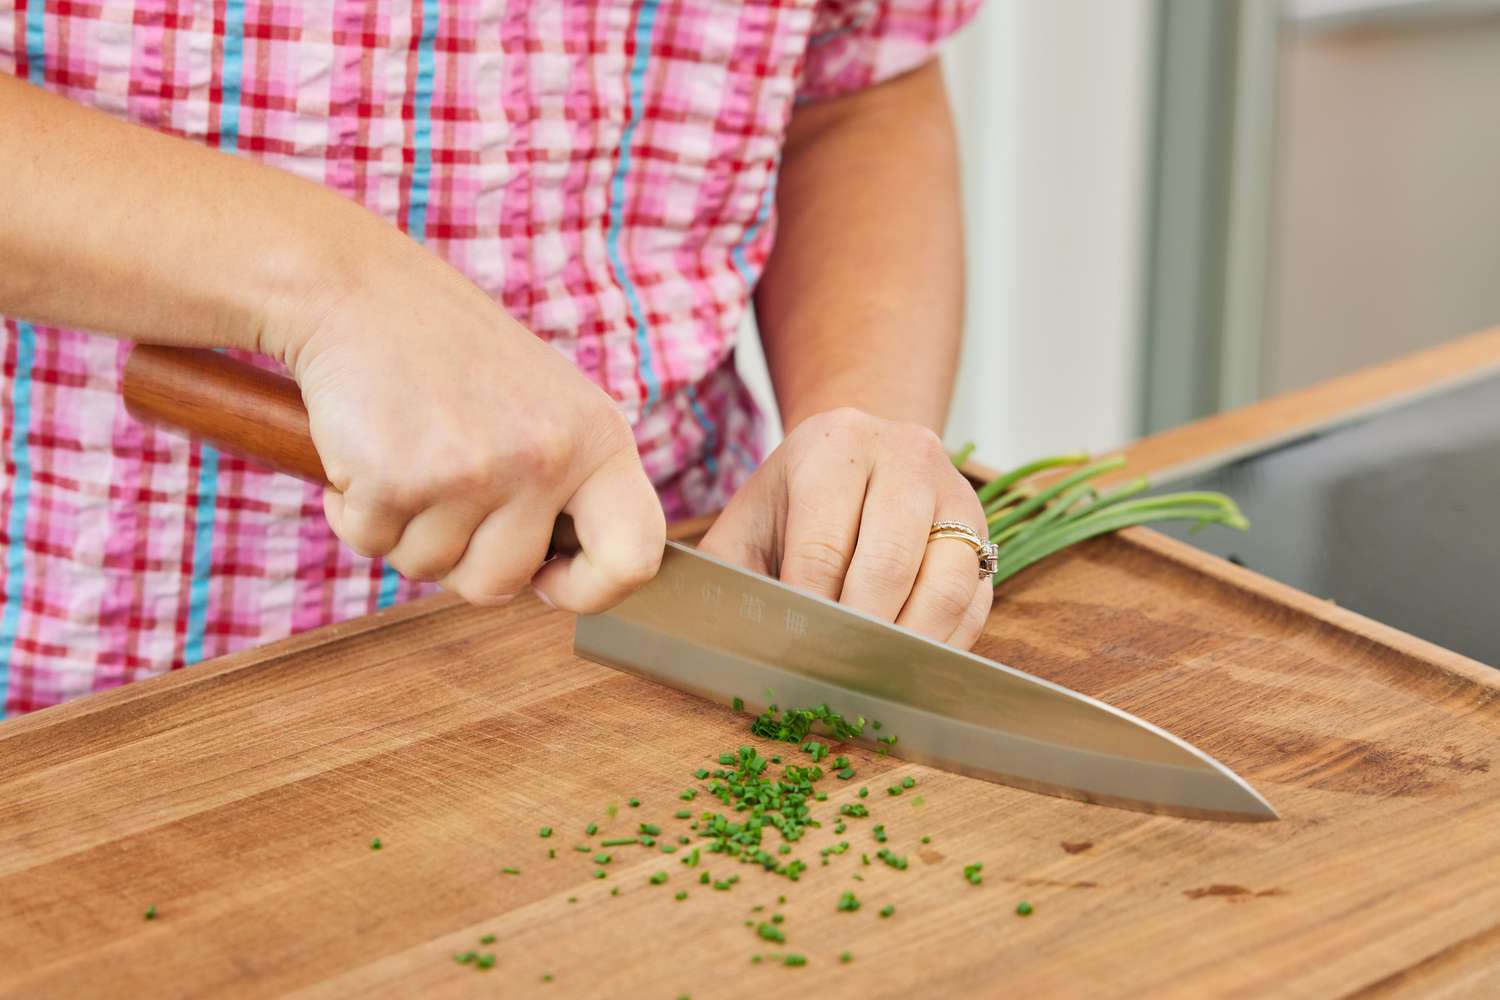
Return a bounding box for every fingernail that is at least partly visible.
[533,587,556,610]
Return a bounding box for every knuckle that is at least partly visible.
[857,537,919,587]
[928,576,978,624]
[512,420,576,482]
[786,536,850,589]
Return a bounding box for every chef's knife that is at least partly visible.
[122,345,1277,823]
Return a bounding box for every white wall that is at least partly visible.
[943,0,1155,469]
[739,0,1156,469]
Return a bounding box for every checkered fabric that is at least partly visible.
[0,0,980,716]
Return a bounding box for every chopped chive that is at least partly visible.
[680,789,697,801]
[538,826,552,838]
[694,768,710,779]
[840,951,853,964]
[836,767,855,780]
[675,890,688,900]
[1016,900,1034,916]
[778,895,786,904]
[573,845,591,853]
[911,795,925,807]
[880,904,895,918]
[879,735,897,746]
[751,955,763,964]
[858,787,869,799]
[639,823,662,836]
[480,933,496,944]
[921,836,931,844]
[606,804,618,819]
[595,869,607,879]
[873,824,887,843]
[542,973,554,982]
[963,862,984,886]
[585,822,598,836]
[719,753,737,765]
[887,786,903,796]
[501,866,521,875]
[143,905,156,921]
[600,837,637,847]
[650,871,669,885]
[778,844,791,855]
[610,886,620,896]
[837,891,861,912]
[699,872,710,884]
[784,954,807,967]
[678,835,691,845]
[594,853,611,865]
[675,810,692,819]
[839,803,868,818]
[714,879,733,891]
[455,950,477,964]
[834,821,846,834]
[756,923,785,943]
[567,897,577,903]
[771,755,781,764]
[370,838,382,850]
[733,696,744,711]
[771,913,783,924]
[640,836,656,847]
[628,797,640,808]
[872,720,883,731]
[900,776,916,789]
[548,848,556,859]
[476,953,495,970]
[661,844,678,854]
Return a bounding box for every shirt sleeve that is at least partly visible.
[796,0,984,104]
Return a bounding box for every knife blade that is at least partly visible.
[576,541,1278,822]
[120,345,1276,822]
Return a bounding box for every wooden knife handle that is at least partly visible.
[121,345,581,554]
[123,345,327,484]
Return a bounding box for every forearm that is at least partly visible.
[754,59,963,434]
[0,72,376,363]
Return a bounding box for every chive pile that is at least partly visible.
[444,696,1055,976]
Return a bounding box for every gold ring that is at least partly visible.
[928,520,999,579]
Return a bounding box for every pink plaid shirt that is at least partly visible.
[0,0,978,717]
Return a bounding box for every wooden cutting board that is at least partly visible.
[2,331,1499,999]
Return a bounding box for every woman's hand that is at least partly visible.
[698,408,992,648]
[271,218,665,613]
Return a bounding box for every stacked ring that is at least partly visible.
[928,520,999,580]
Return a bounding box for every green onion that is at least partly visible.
[600,837,637,847]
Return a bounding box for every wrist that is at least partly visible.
[251,197,385,373]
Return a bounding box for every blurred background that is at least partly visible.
[740,0,1500,468]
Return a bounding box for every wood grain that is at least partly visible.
[3,333,1499,997]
